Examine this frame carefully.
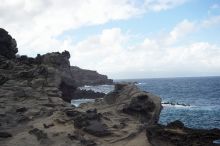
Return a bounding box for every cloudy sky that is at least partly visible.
[1,0,220,79]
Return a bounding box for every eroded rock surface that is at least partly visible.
[146,121,220,146]
[0,28,113,146]
[1,28,219,146]
[104,83,162,124]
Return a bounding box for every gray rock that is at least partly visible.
[84,120,111,137]
[29,128,48,141]
[0,28,18,59]
[146,123,220,146]
[73,109,111,137]
[104,83,162,125]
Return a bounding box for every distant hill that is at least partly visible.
[70,66,113,86]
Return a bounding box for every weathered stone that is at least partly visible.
[73,109,111,137]
[104,84,162,124]
[84,120,111,137]
[146,123,220,146]
[29,128,48,141]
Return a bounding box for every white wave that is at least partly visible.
[83,85,92,88]
[79,84,114,94]
[71,99,95,107]
[136,82,146,85]
[213,139,220,144]
[162,103,192,108]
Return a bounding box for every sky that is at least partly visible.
[1,0,220,79]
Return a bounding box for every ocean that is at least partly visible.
[73,76,220,129]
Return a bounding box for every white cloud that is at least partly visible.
[162,16,220,46]
[164,19,196,45]
[0,0,142,56]
[68,27,220,78]
[0,0,189,57]
[1,0,219,78]
[144,0,188,12]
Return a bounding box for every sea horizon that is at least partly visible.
[113,75,220,81]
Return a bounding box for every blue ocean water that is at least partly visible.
[119,76,220,129]
[75,76,220,129]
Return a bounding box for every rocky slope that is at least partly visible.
[0,28,112,100]
[0,28,160,146]
[1,28,220,146]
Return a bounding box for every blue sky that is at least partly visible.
[60,0,220,44]
[1,0,220,79]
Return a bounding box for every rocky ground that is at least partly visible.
[1,28,220,146]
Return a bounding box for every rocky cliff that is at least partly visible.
[71,66,113,86]
[0,28,161,146]
[0,28,112,100]
[0,28,219,146]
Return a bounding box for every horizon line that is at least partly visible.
[113,75,220,80]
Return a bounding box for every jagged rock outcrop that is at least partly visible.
[63,83,162,145]
[104,83,162,124]
[0,28,18,59]
[70,66,113,86]
[146,121,220,146]
[0,28,111,146]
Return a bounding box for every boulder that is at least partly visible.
[104,83,162,124]
[122,93,156,123]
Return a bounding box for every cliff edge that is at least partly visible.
[0,28,219,146]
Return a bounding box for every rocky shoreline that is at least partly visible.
[0,28,220,146]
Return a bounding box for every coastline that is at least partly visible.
[1,28,220,146]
